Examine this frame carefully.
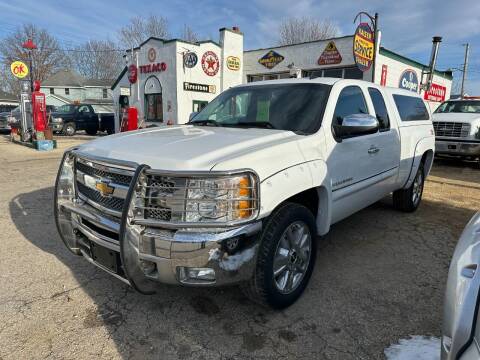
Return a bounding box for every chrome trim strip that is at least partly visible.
[133,217,260,229]
[77,193,123,218]
[74,221,120,251]
[61,201,121,233]
[172,221,262,243]
[73,151,138,171]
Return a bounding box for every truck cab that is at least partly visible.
[54,78,434,308]
[432,99,480,164]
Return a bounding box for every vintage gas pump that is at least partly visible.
[31,80,47,133]
[19,80,32,142]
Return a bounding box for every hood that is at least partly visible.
[75,125,314,179]
[433,112,480,123]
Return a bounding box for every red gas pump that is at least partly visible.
[120,106,138,132]
[31,80,47,132]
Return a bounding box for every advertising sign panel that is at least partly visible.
[353,23,375,72]
[11,61,29,79]
[318,41,342,65]
[398,69,419,93]
[258,50,285,69]
[423,83,446,102]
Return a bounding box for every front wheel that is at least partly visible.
[393,162,425,212]
[242,203,317,309]
[63,122,76,136]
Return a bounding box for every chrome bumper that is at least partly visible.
[52,123,63,131]
[57,199,262,288]
[435,139,480,157]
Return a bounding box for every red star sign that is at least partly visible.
[201,51,219,76]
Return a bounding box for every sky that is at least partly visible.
[1,0,479,94]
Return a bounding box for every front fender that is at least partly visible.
[259,160,332,235]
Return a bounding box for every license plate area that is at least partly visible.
[90,242,119,273]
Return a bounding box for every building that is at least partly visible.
[111,27,243,131]
[41,70,114,113]
[0,90,19,113]
[244,35,452,110]
[111,27,452,130]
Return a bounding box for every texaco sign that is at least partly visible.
[201,51,219,76]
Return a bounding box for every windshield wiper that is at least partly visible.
[237,121,276,129]
[189,119,220,127]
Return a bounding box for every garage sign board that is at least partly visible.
[423,83,446,102]
[11,61,29,79]
[398,69,419,93]
[353,22,374,72]
[258,50,284,69]
[318,41,342,65]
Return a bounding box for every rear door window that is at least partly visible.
[393,95,430,121]
[368,88,390,131]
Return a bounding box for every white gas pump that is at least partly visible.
[19,80,32,142]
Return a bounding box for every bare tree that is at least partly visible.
[0,23,69,94]
[71,40,124,80]
[181,24,199,43]
[118,15,169,48]
[278,17,339,46]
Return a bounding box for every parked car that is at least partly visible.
[442,212,480,359]
[54,78,435,308]
[50,104,114,136]
[432,99,480,163]
[0,111,10,131]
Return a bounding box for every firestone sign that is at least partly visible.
[398,69,419,93]
[353,22,374,72]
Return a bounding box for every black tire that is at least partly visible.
[63,122,76,136]
[85,125,98,136]
[242,202,317,309]
[106,126,114,135]
[393,161,425,212]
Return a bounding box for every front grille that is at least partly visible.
[433,122,470,138]
[144,177,179,221]
[77,182,125,212]
[76,160,132,186]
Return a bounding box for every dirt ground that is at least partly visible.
[0,135,478,360]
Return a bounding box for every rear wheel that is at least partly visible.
[63,122,76,136]
[393,161,425,212]
[242,203,317,309]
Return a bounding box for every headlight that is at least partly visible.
[53,117,63,123]
[185,174,258,223]
[141,170,259,226]
[56,152,75,204]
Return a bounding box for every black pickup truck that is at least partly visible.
[50,104,114,136]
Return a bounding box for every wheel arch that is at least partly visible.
[259,160,332,236]
[403,137,435,188]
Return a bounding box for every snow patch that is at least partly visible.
[384,336,441,360]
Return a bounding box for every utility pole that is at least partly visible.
[460,43,469,98]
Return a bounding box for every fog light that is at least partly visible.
[178,267,216,282]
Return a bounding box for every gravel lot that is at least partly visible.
[0,135,478,360]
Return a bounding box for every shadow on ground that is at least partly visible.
[8,186,475,359]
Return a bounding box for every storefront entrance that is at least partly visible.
[144,76,163,123]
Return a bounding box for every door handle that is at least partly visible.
[368,146,380,154]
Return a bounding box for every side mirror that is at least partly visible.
[189,112,198,121]
[333,114,379,139]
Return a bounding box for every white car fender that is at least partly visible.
[259,159,332,236]
[404,136,435,189]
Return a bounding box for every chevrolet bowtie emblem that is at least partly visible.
[95,181,114,196]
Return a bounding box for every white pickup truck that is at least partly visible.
[432,99,480,164]
[55,78,435,308]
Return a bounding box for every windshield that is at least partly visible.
[435,101,480,113]
[190,83,331,134]
[56,105,75,113]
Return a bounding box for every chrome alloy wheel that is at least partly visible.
[412,170,424,206]
[273,221,312,294]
